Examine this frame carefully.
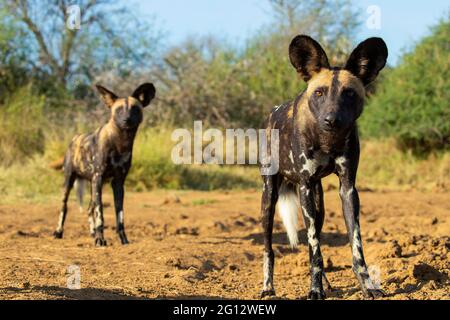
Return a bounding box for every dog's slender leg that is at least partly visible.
[260,174,279,298]
[112,177,129,245]
[92,175,106,246]
[313,181,332,291]
[54,171,76,239]
[300,183,325,300]
[87,199,95,237]
[339,181,385,298]
[337,156,386,299]
[85,181,95,237]
[87,181,96,237]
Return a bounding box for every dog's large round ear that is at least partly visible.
[95,84,118,108]
[132,83,156,108]
[344,37,388,86]
[289,35,330,82]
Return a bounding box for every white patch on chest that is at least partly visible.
[300,152,330,176]
[111,152,131,168]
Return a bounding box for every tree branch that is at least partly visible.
[11,0,61,76]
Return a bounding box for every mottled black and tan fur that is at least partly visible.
[53,83,156,246]
[260,35,388,299]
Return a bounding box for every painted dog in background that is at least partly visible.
[53,83,156,246]
[260,35,388,299]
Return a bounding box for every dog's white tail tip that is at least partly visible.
[277,183,299,248]
[74,179,85,212]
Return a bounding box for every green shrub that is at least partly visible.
[360,16,450,154]
[0,86,46,166]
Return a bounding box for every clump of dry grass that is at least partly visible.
[357,139,450,191]
[0,156,62,203]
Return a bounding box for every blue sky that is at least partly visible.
[131,0,449,66]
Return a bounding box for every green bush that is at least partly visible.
[360,16,450,154]
[154,0,360,128]
[0,86,46,166]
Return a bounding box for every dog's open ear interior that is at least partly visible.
[289,35,330,82]
[96,85,118,108]
[132,83,156,108]
[345,37,388,86]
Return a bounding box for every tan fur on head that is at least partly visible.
[336,70,366,98]
[305,69,335,96]
[305,69,366,99]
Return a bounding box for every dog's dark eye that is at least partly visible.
[115,106,124,114]
[343,89,356,98]
[315,89,324,98]
[130,106,141,117]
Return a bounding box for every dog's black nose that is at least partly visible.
[324,114,336,128]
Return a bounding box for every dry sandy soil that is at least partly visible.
[0,189,448,300]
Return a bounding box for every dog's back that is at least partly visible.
[65,128,104,180]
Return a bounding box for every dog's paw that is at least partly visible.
[308,289,326,300]
[53,231,63,239]
[118,231,129,245]
[260,289,276,299]
[95,238,107,247]
[364,288,386,299]
[322,275,333,291]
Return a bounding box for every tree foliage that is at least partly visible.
[0,0,161,100]
[360,15,450,154]
[0,8,31,102]
[152,0,360,128]
[0,0,447,162]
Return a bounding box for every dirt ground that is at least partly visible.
[0,188,448,300]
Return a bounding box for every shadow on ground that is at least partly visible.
[0,286,144,300]
[0,286,229,300]
[244,229,349,247]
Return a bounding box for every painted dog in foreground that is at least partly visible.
[260,35,388,299]
[53,83,156,246]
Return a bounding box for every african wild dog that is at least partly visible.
[53,83,156,246]
[260,35,388,299]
